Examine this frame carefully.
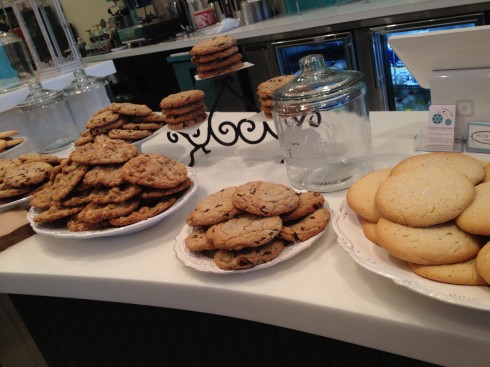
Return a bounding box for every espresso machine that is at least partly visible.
[117,0,189,45]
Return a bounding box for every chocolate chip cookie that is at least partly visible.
[206,213,282,251]
[186,186,242,227]
[232,180,300,217]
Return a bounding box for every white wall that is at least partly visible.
[59,0,114,43]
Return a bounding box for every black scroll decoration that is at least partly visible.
[165,73,277,166]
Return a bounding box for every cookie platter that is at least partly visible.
[27,167,198,239]
[333,200,490,312]
[174,223,326,274]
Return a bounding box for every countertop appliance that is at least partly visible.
[118,17,185,44]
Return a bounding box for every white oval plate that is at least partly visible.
[332,200,490,311]
[174,218,328,274]
[132,127,164,151]
[0,195,30,213]
[27,167,198,239]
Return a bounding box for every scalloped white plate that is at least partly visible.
[174,214,328,274]
[27,167,198,239]
[332,200,490,311]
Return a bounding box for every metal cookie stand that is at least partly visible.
[166,63,278,167]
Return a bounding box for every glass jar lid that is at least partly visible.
[64,68,107,95]
[0,31,20,46]
[17,82,65,111]
[271,54,364,109]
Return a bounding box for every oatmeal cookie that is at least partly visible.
[83,164,125,187]
[29,182,56,209]
[108,197,177,226]
[121,154,188,189]
[51,161,89,202]
[140,177,191,199]
[89,184,142,204]
[67,218,112,232]
[33,203,85,224]
[70,140,138,165]
[77,200,140,223]
[62,190,93,207]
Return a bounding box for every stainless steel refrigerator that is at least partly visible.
[241,32,356,109]
[357,13,486,111]
[272,32,356,75]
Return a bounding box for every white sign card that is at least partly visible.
[427,105,456,151]
[466,121,490,153]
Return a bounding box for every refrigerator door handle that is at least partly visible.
[370,31,389,110]
[371,32,384,90]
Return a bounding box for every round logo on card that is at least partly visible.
[432,113,443,124]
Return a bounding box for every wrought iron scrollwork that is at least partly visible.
[165,72,277,166]
[166,117,277,166]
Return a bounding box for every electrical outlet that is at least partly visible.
[456,100,474,117]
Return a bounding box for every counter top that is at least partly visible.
[84,0,490,63]
[0,111,489,367]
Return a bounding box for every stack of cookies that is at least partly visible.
[190,35,244,79]
[0,130,25,155]
[184,180,330,271]
[160,90,207,131]
[0,154,62,205]
[75,102,166,147]
[346,152,490,286]
[256,75,295,119]
[30,139,192,232]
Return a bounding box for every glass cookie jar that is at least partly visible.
[64,69,113,133]
[17,82,79,154]
[271,54,374,192]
